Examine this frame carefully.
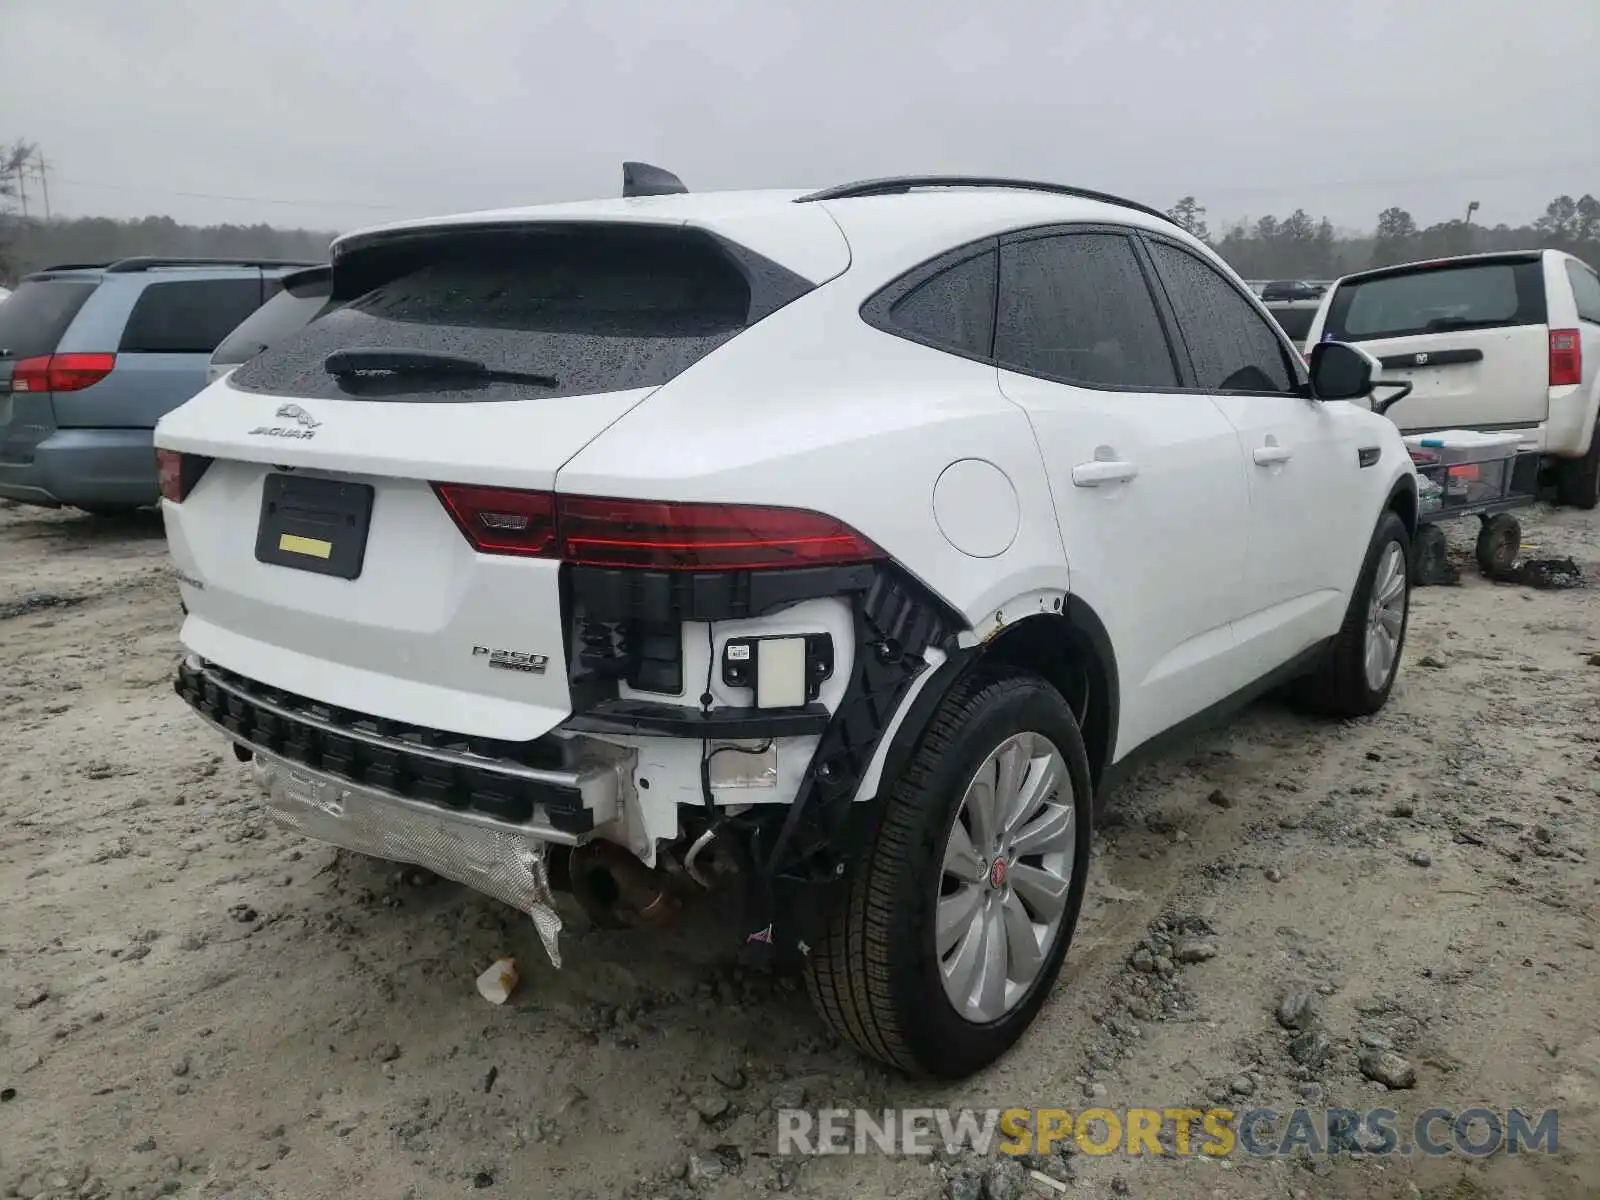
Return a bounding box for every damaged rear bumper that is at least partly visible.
[175,654,639,965]
[250,748,569,962]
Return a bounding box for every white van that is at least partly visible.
[1305,250,1600,508]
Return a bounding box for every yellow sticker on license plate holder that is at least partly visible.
[278,533,333,559]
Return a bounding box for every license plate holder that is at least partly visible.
[255,473,374,580]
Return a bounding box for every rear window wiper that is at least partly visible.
[323,347,558,388]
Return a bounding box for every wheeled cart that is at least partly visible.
[1406,430,1541,585]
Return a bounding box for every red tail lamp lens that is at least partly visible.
[10,353,115,393]
[430,485,885,570]
[433,483,558,557]
[156,449,213,503]
[555,496,885,570]
[1549,329,1582,387]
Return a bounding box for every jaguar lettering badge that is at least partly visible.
[248,403,321,441]
[472,646,550,674]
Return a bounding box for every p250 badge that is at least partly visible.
[473,645,550,674]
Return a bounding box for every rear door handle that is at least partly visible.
[1072,459,1139,487]
[1253,441,1293,466]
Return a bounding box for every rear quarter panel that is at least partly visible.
[553,279,1070,629]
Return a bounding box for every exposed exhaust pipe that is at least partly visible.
[567,840,682,930]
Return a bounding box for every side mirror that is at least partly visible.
[1309,340,1413,416]
[1308,340,1379,400]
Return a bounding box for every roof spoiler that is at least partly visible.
[622,161,687,198]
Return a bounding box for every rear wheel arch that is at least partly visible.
[1385,472,1419,537]
[879,603,1118,805]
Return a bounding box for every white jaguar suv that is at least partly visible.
[154,165,1418,1079]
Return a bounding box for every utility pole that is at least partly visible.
[35,153,50,220]
[1464,200,1479,226]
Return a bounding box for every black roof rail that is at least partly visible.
[103,256,325,273]
[622,161,688,198]
[39,261,111,272]
[793,175,1177,226]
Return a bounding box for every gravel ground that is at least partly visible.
[1,498,1596,1200]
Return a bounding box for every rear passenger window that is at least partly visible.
[119,279,265,354]
[880,250,996,358]
[1566,261,1600,325]
[995,233,1177,389]
[1146,241,1296,394]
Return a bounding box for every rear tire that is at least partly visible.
[805,668,1093,1079]
[1556,422,1600,511]
[1295,510,1411,717]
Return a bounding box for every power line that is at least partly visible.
[52,175,406,213]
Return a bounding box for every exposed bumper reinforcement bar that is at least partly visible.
[242,735,571,965]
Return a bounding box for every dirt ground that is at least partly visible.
[1,497,1596,1200]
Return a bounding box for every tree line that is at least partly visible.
[2,137,1596,285]
[1166,193,1600,279]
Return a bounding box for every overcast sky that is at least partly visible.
[4,0,1597,237]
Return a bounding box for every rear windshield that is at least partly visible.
[229,226,807,403]
[1323,260,1546,342]
[212,272,333,367]
[0,279,98,358]
[1267,305,1317,341]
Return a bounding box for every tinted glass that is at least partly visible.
[212,274,333,367]
[0,280,98,357]
[1268,304,1317,341]
[1565,261,1600,325]
[1324,261,1547,342]
[995,233,1177,389]
[230,228,778,403]
[884,250,996,358]
[120,278,266,354]
[1146,241,1296,393]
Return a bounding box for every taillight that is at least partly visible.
[1549,329,1582,387]
[431,486,885,570]
[156,449,212,503]
[433,484,557,557]
[10,353,116,393]
[557,496,885,570]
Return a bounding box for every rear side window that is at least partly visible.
[1145,240,1297,393]
[212,273,333,367]
[995,232,1177,389]
[1566,261,1600,325]
[867,248,997,359]
[0,280,98,357]
[1324,260,1547,342]
[230,226,807,403]
[120,278,266,354]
